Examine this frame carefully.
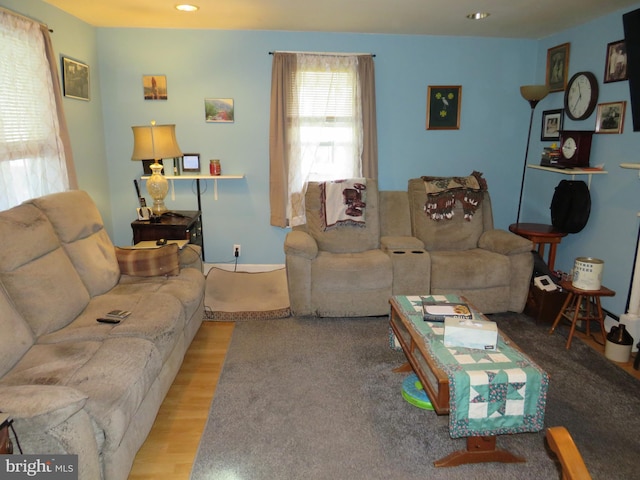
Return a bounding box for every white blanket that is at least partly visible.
[321,178,367,230]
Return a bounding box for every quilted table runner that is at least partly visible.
[392,295,549,438]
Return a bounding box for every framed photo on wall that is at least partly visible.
[426,85,461,130]
[143,75,167,100]
[546,43,570,92]
[62,56,89,101]
[604,40,628,83]
[541,109,564,141]
[204,98,234,123]
[595,101,626,134]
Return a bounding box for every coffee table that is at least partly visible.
[389,295,549,467]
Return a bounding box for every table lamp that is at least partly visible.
[515,85,550,225]
[131,121,182,215]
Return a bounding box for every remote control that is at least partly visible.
[97,318,121,324]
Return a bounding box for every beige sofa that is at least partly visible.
[284,177,533,316]
[0,190,205,480]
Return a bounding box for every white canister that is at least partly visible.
[572,257,604,291]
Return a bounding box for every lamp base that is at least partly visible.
[147,161,169,215]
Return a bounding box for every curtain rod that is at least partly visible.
[0,6,53,32]
[269,51,375,57]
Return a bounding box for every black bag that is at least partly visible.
[550,180,591,233]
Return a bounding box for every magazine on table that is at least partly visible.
[422,299,472,322]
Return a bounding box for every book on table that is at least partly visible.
[422,300,472,322]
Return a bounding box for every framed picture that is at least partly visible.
[426,85,461,130]
[541,109,564,141]
[182,153,201,172]
[62,56,89,101]
[205,98,234,123]
[595,101,626,134]
[546,43,570,92]
[604,40,628,83]
[143,75,167,100]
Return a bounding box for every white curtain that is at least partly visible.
[0,11,72,210]
[287,54,363,226]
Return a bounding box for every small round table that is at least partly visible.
[549,280,615,349]
[508,223,568,272]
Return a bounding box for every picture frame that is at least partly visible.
[541,109,564,141]
[143,75,168,100]
[595,101,626,134]
[62,56,89,101]
[205,98,234,123]
[546,43,570,92]
[426,85,461,130]
[604,40,628,83]
[181,153,201,173]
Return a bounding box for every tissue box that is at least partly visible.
[443,317,498,351]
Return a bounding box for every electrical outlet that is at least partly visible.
[233,244,241,257]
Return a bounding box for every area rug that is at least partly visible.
[189,314,640,479]
[203,267,290,320]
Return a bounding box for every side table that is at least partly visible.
[549,280,615,349]
[131,210,204,261]
[509,223,567,271]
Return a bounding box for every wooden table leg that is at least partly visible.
[549,291,574,334]
[565,294,584,349]
[392,362,413,374]
[434,436,526,467]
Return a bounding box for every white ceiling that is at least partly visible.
[42,0,638,39]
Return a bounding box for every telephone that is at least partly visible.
[137,207,152,220]
[133,179,147,208]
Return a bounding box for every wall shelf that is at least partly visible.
[141,174,244,201]
[527,165,607,188]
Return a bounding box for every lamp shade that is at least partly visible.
[131,123,182,161]
[520,85,550,102]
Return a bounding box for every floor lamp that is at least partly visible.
[515,85,550,226]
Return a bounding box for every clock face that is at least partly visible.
[562,137,577,159]
[564,72,599,120]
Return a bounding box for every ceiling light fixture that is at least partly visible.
[176,4,199,12]
[466,12,490,20]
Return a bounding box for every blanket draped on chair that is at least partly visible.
[421,171,487,221]
[320,178,367,231]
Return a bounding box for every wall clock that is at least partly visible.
[564,71,599,120]
[559,130,594,167]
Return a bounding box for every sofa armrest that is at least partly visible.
[478,229,533,256]
[179,244,203,271]
[284,231,318,260]
[380,235,425,252]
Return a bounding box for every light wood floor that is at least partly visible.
[128,321,234,480]
[127,318,639,479]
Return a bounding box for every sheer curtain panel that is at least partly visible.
[0,9,76,211]
[269,52,378,227]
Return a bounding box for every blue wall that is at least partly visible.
[4,0,640,316]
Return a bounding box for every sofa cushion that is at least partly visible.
[430,249,509,289]
[115,244,180,277]
[0,204,90,336]
[0,287,35,377]
[408,178,488,251]
[28,190,121,297]
[0,337,162,451]
[312,250,392,291]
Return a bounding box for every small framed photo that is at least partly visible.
[205,98,234,123]
[604,40,628,83]
[62,56,89,101]
[541,109,564,141]
[181,153,201,173]
[595,101,626,134]
[426,85,461,130]
[143,75,167,100]
[546,43,570,92]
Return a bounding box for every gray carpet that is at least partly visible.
[190,314,640,480]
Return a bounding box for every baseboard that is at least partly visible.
[204,263,285,274]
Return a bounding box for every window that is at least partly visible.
[269,53,377,228]
[0,10,75,211]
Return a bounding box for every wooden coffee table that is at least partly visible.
[389,295,548,467]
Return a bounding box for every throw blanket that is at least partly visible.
[320,178,367,231]
[391,295,548,439]
[421,171,487,221]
